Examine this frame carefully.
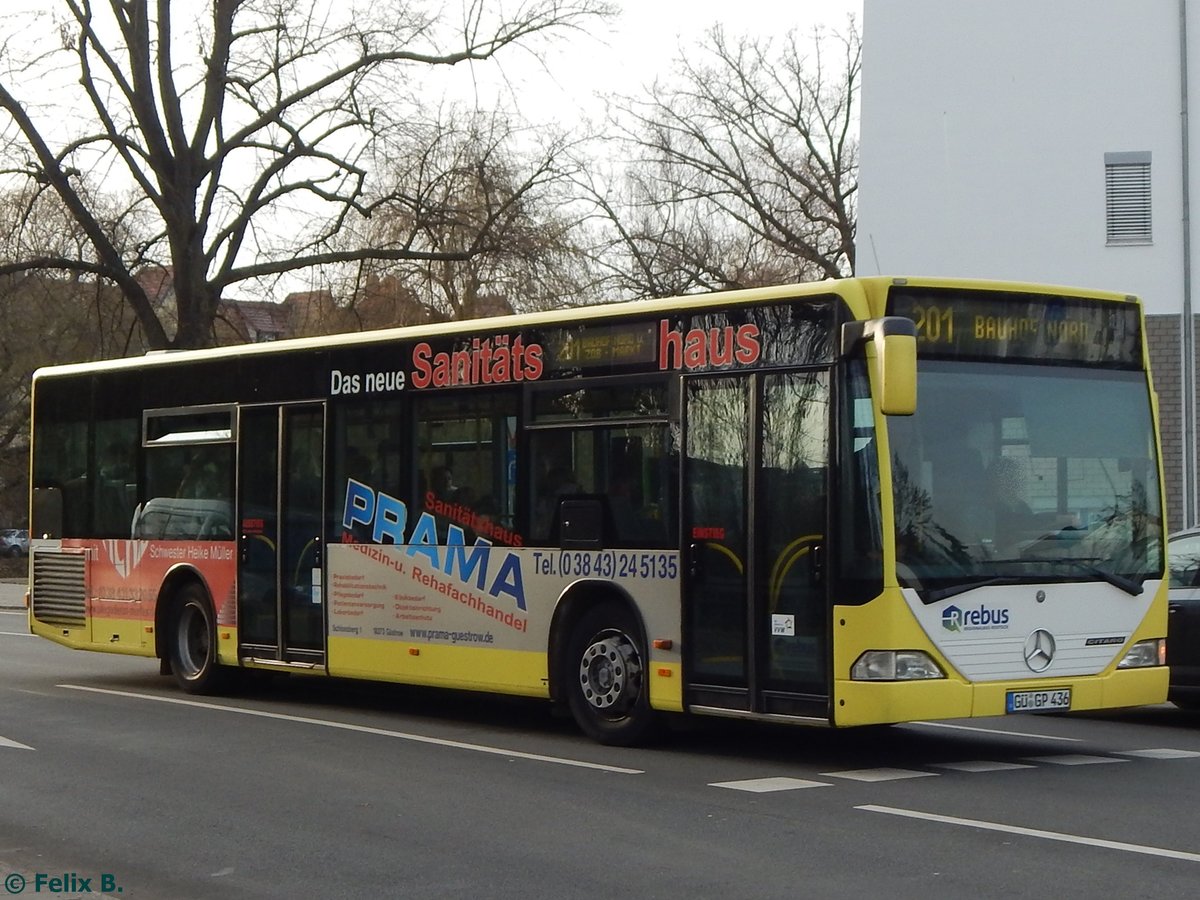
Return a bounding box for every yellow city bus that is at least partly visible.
[26,277,1169,744]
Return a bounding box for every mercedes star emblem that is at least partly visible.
[1024,629,1056,672]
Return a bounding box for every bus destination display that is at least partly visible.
[888,288,1141,365]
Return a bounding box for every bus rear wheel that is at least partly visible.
[168,584,229,694]
[565,603,658,746]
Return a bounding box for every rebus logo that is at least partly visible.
[942,603,1011,632]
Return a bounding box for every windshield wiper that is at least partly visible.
[1057,559,1143,596]
[908,557,1145,604]
[919,576,1025,604]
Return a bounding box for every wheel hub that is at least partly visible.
[578,630,642,715]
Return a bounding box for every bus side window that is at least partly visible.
[91,419,139,538]
[32,420,88,539]
[141,443,234,540]
[531,425,673,548]
[415,390,519,545]
[532,445,587,543]
[31,487,63,541]
[329,399,408,545]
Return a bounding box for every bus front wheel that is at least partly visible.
[564,603,658,746]
[168,584,228,694]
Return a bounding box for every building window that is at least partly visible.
[1105,151,1152,245]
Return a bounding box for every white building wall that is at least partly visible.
[857,0,1187,315]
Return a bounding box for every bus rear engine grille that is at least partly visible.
[31,551,86,627]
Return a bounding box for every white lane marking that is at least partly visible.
[1023,754,1127,766]
[0,735,33,750]
[822,767,937,782]
[911,721,1082,742]
[710,777,832,792]
[1118,748,1200,759]
[859,804,1200,862]
[0,632,34,637]
[59,684,642,775]
[931,760,1035,773]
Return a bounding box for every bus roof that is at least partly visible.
[31,275,1140,380]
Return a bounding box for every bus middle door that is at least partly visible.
[237,403,326,667]
[682,371,830,718]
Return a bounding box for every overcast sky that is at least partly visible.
[440,0,863,127]
[4,0,862,131]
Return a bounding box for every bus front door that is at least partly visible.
[683,372,830,718]
[237,403,326,666]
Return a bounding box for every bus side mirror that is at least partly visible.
[841,317,917,416]
[876,328,917,415]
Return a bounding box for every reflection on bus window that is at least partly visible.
[530,424,675,547]
[93,419,138,537]
[890,361,1162,593]
[32,419,142,539]
[331,399,405,544]
[415,391,519,545]
[136,443,234,540]
[836,360,883,603]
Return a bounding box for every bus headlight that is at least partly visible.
[1117,638,1166,669]
[851,650,945,681]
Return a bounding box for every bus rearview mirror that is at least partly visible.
[876,330,917,415]
[841,316,917,416]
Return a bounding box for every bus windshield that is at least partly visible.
[889,360,1163,602]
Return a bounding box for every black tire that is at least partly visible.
[564,603,658,746]
[167,583,230,694]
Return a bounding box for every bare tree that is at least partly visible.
[0,186,138,521]
[321,106,600,329]
[0,0,611,349]
[592,21,859,297]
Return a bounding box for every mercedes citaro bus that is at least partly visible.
[26,277,1167,744]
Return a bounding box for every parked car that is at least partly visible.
[1168,527,1200,709]
[0,528,27,557]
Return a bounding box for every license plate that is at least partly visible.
[1005,688,1071,713]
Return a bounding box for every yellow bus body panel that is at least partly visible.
[649,664,684,712]
[834,667,1168,727]
[328,636,549,697]
[31,615,157,659]
[326,637,685,710]
[833,587,1168,727]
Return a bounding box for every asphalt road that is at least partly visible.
[3,613,1200,899]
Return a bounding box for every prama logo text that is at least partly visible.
[942,603,1011,632]
[342,478,527,611]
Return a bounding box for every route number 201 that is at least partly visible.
[910,304,954,343]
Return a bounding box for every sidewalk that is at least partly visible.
[0,579,26,610]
